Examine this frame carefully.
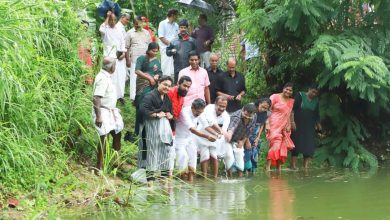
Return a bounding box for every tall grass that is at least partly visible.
[0,0,93,193]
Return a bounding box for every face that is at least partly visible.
[189,55,200,69]
[282,86,293,98]
[241,110,255,123]
[257,102,270,112]
[121,16,130,26]
[141,17,147,27]
[108,14,116,28]
[171,14,178,22]
[215,99,228,116]
[307,88,319,99]
[191,107,204,117]
[178,80,192,97]
[158,80,172,94]
[227,61,236,74]
[179,25,188,35]
[148,48,159,58]
[134,20,143,30]
[209,55,219,69]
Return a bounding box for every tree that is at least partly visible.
[235,0,390,169]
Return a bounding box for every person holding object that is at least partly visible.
[92,57,124,174]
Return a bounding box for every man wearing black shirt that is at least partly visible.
[216,58,246,113]
[207,53,224,103]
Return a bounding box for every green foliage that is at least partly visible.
[235,0,390,169]
[0,0,94,192]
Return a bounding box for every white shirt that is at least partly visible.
[93,69,117,108]
[198,104,230,132]
[116,21,127,38]
[158,18,179,49]
[99,23,126,58]
[176,106,199,138]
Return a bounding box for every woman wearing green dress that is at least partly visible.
[134,42,162,135]
[290,85,322,169]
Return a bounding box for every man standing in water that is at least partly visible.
[92,57,124,174]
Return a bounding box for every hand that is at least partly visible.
[228,95,235,101]
[157,112,166,118]
[126,60,131,68]
[171,48,177,54]
[95,117,103,128]
[106,10,112,16]
[153,74,160,80]
[235,94,242,101]
[207,135,217,142]
[203,40,210,47]
[149,78,156,86]
[166,112,173,120]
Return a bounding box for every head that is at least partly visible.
[167,9,179,22]
[214,96,228,116]
[146,42,159,58]
[188,51,200,69]
[141,16,148,28]
[120,13,130,26]
[255,98,271,112]
[157,76,173,95]
[178,19,189,36]
[177,76,192,97]
[226,58,237,75]
[133,15,143,31]
[307,84,319,99]
[209,53,219,70]
[106,10,116,28]
[191,98,206,117]
[102,57,116,74]
[282,82,294,98]
[241,103,257,124]
[198,14,207,26]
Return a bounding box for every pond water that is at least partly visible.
[83,168,390,220]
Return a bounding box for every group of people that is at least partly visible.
[92,8,322,181]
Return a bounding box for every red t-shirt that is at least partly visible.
[167,86,184,120]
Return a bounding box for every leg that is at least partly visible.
[291,156,298,170]
[303,157,311,169]
[96,135,107,171]
[266,160,272,172]
[200,160,209,178]
[111,130,121,167]
[210,157,219,178]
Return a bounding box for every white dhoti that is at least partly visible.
[197,136,221,163]
[129,56,139,100]
[112,59,127,99]
[160,47,174,77]
[175,137,197,171]
[224,142,244,171]
[92,107,124,136]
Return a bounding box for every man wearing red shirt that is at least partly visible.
[168,75,192,120]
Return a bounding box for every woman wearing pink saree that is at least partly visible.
[266,82,295,171]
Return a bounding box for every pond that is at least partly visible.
[82,168,390,220]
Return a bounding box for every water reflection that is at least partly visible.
[267,173,295,220]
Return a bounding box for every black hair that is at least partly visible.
[243,103,257,114]
[188,51,200,60]
[178,19,189,27]
[158,75,173,84]
[142,42,159,71]
[133,15,143,23]
[255,97,271,107]
[215,96,228,103]
[167,9,179,17]
[178,75,192,85]
[283,82,294,89]
[308,83,319,90]
[191,98,206,109]
[199,14,207,21]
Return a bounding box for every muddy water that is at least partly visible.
[87,168,390,220]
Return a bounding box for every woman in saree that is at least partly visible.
[139,76,174,182]
[134,42,162,135]
[265,82,295,171]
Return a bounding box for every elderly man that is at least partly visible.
[175,99,216,181]
[92,57,124,173]
[224,103,257,177]
[178,51,211,107]
[216,58,246,113]
[191,14,214,69]
[125,16,152,101]
[166,19,196,83]
[158,9,179,77]
[99,11,126,102]
[197,96,230,178]
[207,53,223,103]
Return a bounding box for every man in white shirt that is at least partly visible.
[99,11,126,101]
[125,16,152,101]
[92,57,124,174]
[197,96,230,178]
[175,99,215,181]
[158,9,179,77]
